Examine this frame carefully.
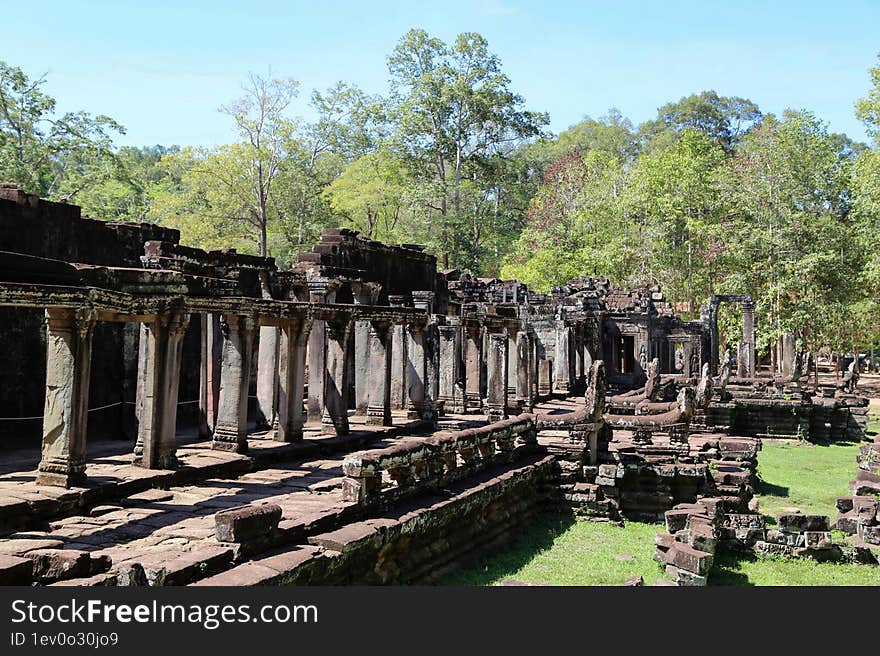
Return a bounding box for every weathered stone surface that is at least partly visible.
[776,513,830,533]
[214,503,282,543]
[0,554,33,585]
[27,549,90,582]
[667,542,713,576]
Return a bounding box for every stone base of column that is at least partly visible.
[132,451,179,470]
[464,393,482,413]
[211,426,248,452]
[36,457,86,488]
[406,402,425,421]
[485,405,506,422]
[321,410,349,436]
[366,404,391,426]
[439,394,466,414]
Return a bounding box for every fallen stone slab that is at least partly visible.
[215,503,282,543]
[0,554,33,585]
[776,513,830,533]
[27,549,91,583]
[667,542,713,576]
[0,538,66,556]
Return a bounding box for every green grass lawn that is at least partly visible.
[442,421,880,586]
[710,550,880,585]
[754,439,861,518]
[439,515,669,586]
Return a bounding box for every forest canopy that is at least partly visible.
[2,33,880,362]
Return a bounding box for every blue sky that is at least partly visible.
[3,0,878,147]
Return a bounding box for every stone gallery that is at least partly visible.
[0,184,877,587]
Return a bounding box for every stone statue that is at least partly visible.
[839,359,860,394]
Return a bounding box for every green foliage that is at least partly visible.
[4,42,880,362]
[0,60,125,202]
[387,29,549,271]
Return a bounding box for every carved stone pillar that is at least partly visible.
[438,323,465,414]
[212,314,256,453]
[134,311,190,469]
[198,313,222,437]
[255,325,279,430]
[516,329,532,410]
[464,323,483,412]
[366,320,393,426]
[574,324,585,383]
[486,332,509,421]
[276,318,310,442]
[37,308,96,488]
[554,321,571,393]
[740,301,756,378]
[412,290,436,422]
[321,317,353,435]
[506,323,519,399]
[307,279,335,421]
[406,321,427,420]
[388,295,408,410]
[538,359,553,396]
[352,282,381,416]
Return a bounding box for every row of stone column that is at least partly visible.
[436,320,542,421]
[35,303,582,488]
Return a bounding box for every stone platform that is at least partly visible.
[0,401,570,586]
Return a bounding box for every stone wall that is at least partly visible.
[0,189,192,441]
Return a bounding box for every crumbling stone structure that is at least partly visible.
[1,186,875,587]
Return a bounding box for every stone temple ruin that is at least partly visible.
[0,184,877,587]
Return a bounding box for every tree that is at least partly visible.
[387,29,548,270]
[640,90,762,153]
[219,73,299,256]
[323,149,412,242]
[0,60,124,200]
[627,128,727,314]
[721,110,860,369]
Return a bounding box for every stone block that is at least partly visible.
[0,554,33,585]
[667,542,713,576]
[776,513,830,533]
[27,549,90,583]
[215,503,282,543]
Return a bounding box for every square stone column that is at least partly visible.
[554,321,572,393]
[516,328,533,411]
[506,323,519,399]
[464,323,483,412]
[133,311,190,469]
[276,317,310,442]
[255,325,280,430]
[366,320,393,426]
[37,308,96,488]
[538,358,553,396]
[389,295,408,410]
[212,314,256,453]
[352,282,381,416]
[438,323,465,413]
[486,332,509,421]
[574,324,585,383]
[307,279,336,421]
[740,301,756,378]
[321,317,353,435]
[406,321,428,420]
[412,290,436,422]
[198,313,222,437]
